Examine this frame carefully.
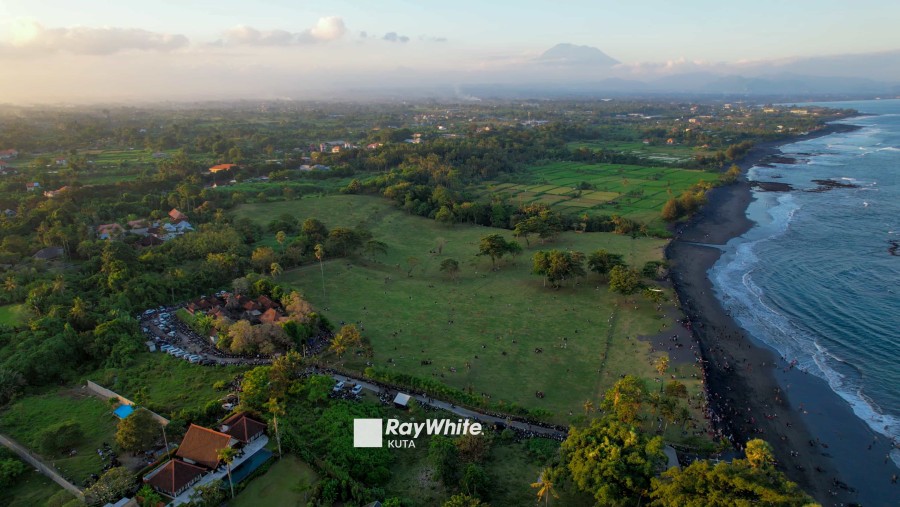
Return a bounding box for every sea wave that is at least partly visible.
[712,122,900,459]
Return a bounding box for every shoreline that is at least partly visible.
[666,121,899,506]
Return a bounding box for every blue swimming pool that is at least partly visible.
[227,448,273,484]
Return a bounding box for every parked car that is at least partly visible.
[351,384,363,395]
[160,344,174,352]
[333,381,345,392]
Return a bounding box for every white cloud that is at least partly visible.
[307,16,346,42]
[4,20,188,55]
[383,32,410,43]
[225,16,347,46]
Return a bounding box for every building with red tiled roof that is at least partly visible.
[144,459,206,497]
[169,208,187,222]
[220,413,267,444]
[259,308,282,324]
[175,424,234,469]
[209,163,237,173]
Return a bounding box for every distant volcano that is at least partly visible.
[537,43,620,66]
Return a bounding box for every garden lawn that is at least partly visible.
[235,195,699,422]
[231,454,319,507]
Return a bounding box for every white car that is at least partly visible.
[351,385,363,395]
[333,381,345,392]
[160,344,174,352]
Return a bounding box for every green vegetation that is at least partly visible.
[231,454,319,507]
[89,352,246,416]
[0,468,71,507]
[485,161,712,226]
[0,389,117,484]
[235,194,701,421]
[568,140,714,164]
[0,304,26,326]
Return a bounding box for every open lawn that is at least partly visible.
[0,304,26,326]
[484,161,714,226]
[231,454,319,507]
[0,388,119,485]
[87,352,247,416]
[234,195,701,422]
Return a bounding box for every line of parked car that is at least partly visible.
[159,343,204,363]
[332,380,364,397]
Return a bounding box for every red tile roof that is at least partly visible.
[175,424,233,469]
[145,459,205,496]
[221,413,267,443]
[209,163,237,173]
[169,208,187,221]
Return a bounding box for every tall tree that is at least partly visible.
[266,397,284,458]
[218,447,239,499]
[562,417,664,506]
[314,243,326,299]
[440,258,460,281]
[532,468,559,506]
[115,408,161,453]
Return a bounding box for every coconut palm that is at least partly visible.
[266,397,285,458]
[270,262,283,279]
[531,468,559,506]
[217,447,239,498]
[583,400,594,417]
[275,230,287,254]
[314,243,326,298]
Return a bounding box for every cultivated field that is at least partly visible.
[567,140,716,164]
[483,161,713,225]
[234,195,702,421]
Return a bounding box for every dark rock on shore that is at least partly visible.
[807,179,861,192]
[750,181,794,192]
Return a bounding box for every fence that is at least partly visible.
[85,380,170,426]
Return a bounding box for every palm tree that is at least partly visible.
[275,230,287,254]
[4,276,17,293]
[266,397,284,458]
[531,468,559,506]
[314,243,325,298]
[270,262,283,280]
[654,355,669,392]
[217,447,239,498]
[583,400,594,417]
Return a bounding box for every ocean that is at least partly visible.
[709,99,900,464]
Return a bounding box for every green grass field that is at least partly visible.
[0,469,72,507]
[234,195,700,422]
[0,389,118,484]
[0,304,26,326]
[567,140,716,164]
[231,455,319,507]
[484,161,713,225]
[88,352,247,416]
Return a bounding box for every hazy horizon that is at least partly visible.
[2,0,899,103]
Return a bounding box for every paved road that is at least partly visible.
[330,373,567,439]
[0,433,85,500]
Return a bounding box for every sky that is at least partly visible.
[1,0,898,103]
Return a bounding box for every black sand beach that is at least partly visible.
[666,123,899,506]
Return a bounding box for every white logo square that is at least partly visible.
[354,418,383,448]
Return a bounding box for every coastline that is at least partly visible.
[666,122,899,506]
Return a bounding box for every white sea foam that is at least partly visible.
[712,170,900,454]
